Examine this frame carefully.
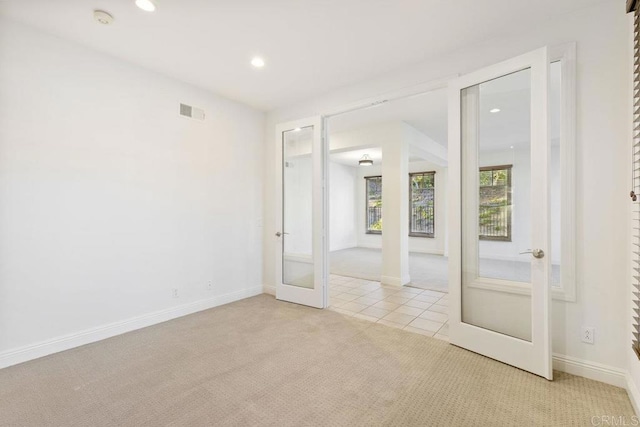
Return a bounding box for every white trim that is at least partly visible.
[552,353,627,388]
[0,286,263,370]
[275,116,327,309]
[549,42,578,303]
[626,371,640,416]
[449,47,553,380]
[380,275,411,287]
[322,76,456,119]
[283,252,313,264]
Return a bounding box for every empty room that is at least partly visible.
[1,0,640,425]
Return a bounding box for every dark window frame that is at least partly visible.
[365,175,382,234]
[409,171,436,238]
[478,165,512,242]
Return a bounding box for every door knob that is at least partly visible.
[519,249,544,259]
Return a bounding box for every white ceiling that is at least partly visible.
[330,147,424,167]
[0,0,607,111]
[327,60,561,152]
[329,89,448,144]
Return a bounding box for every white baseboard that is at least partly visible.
[553,353,627,388]
[381,275,411,287]
[0,286,263,370]
[263,284,276,295]
[626,371,640,416]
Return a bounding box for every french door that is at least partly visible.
[275,116,327,308]
[448,48,552,379]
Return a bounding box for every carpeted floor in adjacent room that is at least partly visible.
[0,294,634,426]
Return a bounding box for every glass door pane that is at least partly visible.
[461,68,533,342]
[282,126,315,289]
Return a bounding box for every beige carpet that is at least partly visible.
[0,294,634,426]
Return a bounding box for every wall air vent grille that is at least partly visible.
[179,103,205,121]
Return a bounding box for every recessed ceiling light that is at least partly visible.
[251,57,265,68]
[510,145,514,149]
[293,128,302,132]
[490,108,501,113]
[135,0,156,12]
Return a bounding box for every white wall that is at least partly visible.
[329,162,358,251]
[0,20,264,363]
[264,1,630,376]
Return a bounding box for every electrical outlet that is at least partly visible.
[172,288,179,298]
[581,327,595,344]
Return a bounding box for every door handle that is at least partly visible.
[519,249,545,259]
[275,232,289,237]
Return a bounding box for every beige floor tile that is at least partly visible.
[434,299,449,307]
[427,304,448,314]
[367,290,398,298]
[433,333,449,342]
[384,295,411,305]
[402,287,423,294]
[404,299,433,310]
[333,293,360,302]
[408,317,444,333]
[382,311,416,326]
[372,301,401,311]
[376,319,406,330]
[411,294,441,303]
[393,305,424,317]
[404,326,435,337]
[353,313,380,323]
[354,296,381,306]
[360,306,391,319]
[340,301,368,313]
[329,298,351,308]
[437,323,449,335]
[396,290,421,299]
[418,310,448,323]
[345,288,373,297]
[359,283,381,291]
[340,281,361,289]
[422,290,446,298]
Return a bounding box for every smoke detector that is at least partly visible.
[93,10,114,25]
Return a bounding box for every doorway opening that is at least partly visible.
[326,88,451,339]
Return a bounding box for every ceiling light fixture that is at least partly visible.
[359,154,373,166]
[93,10,114,25]
[490,108,501,113]
[251,57,265,68]
[135,0,156,12]
[293,127,302,132]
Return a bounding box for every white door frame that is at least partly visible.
[448,47,552,379]
[275,116,328,308]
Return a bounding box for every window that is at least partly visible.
[365,176,382,233]
[409,172,435,237]
[479,165,512,241]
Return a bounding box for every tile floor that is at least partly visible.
[328,274,449,341]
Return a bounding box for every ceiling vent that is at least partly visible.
[179,103,205,121]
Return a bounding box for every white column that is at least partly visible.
[381,140,410,286]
